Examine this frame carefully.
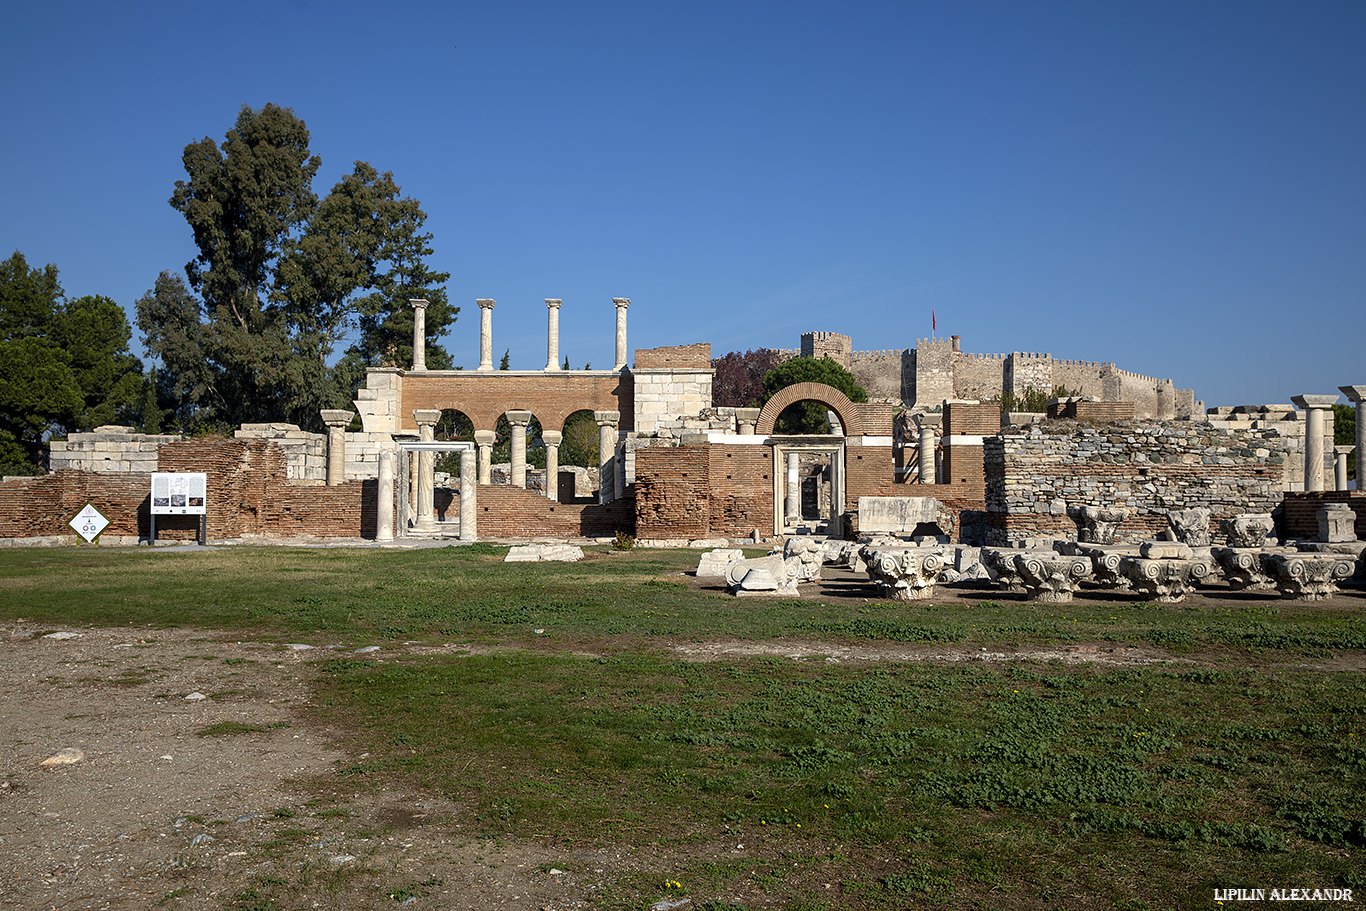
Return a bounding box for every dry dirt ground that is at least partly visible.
[3,580,1362,910]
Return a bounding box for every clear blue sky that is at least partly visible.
[3,0,1361,408]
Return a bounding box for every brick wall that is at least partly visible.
[634,343,712,369]
[475,485,635,538]
[706,445,773,538]
[635,445,712,539]
[0,438,380,543]
[1280,491,1366,540]
[391,372,634,435]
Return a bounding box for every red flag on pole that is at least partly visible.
[932,309,936,332]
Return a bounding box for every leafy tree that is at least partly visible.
[559,410,599,468]
[712,348,785,408]
[761,356,868,434]
[0,252,150,469]
[994,385,1080,415]
[135,271,219,430]
[154,104,454,429]
[1333,402,1356,481]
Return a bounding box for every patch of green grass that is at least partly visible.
[196,721,266,737]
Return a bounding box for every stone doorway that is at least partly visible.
[772,438,845,537]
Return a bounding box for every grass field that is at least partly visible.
[2,543,1364,910]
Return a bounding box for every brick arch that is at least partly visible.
[755,382,865,436]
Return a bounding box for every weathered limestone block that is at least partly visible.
[1056,542,1135,590]
[783,537,825,582]
[1167,508,1211,547]
[1209,547,1277,591]
[1014,552,1092,603]
[504,543,585,563]
[861,545,947,601]
[1318,504,1358,544]
[981,547,1032,592]
[857,497,954,537]
[725,554,800,597]
[1221,514,1274,549]
[696,548,744,579]
[1071,506,1129,545]
[1119,553,1211,603]
[1261,553,1355,601]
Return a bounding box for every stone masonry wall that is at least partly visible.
[235,424,326,481]
[632,369,714,435]
[952,353,1007,402]
[984,422,1288,545]
[48,427,183,473]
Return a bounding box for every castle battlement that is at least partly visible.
[850,349,910,358]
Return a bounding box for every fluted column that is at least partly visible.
[1340,386,1365,490]
[1292,395,1338,492]
[474,430,495,484]
[413,409,441,531]
[507,410,532,488]
[595,410,620,504]
[410,299,429,372]
[541,430,562,501]
[459,447,477,541]
[477,299,495,370]
[545,299,562,370]
[376,448,395,542]
[613,298,630,370]
[786,452,800,523]
[320,409,354,485]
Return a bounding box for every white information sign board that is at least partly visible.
[151,472,207,515]
[69,504,109,543]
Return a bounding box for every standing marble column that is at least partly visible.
[541,430,562,501]
[1292,395,1338,492]
[1335,446,1352,491]
[477,299,495,370]
[612,298,630,370]
[409,299,429,372]
[474,430,495,484]
[320,409,354,486]
[595,410,620,504]
[545,299,562,370]
[507,410,533,488]
[413,409,441,531]
[914,414,941,485]
[786,452,800,524]
[1340,386,1365,490]
[459,448,477,541]
[376,448,395,542]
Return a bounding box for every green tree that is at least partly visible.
[760,357,868,434]
[135,271,219,431]
[155,104,454,429]
[499,349,510,370]
[713,348,784,407]
[1333,402,1356,481]
[1,253,149,469]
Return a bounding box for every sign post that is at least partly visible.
[149,472,208,545]
[69,504,109,544]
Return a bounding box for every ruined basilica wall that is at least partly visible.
[984,422,1288,545]
[633,369,713,435]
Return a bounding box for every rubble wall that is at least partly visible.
[984,422,1288,545]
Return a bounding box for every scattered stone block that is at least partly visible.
[695,548,743,579]
[504,544,584,562]
[1318,504,1357,543]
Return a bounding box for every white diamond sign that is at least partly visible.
[70,504,109,543]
